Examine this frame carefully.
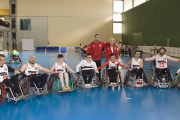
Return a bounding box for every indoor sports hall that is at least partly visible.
[0,0,180,120]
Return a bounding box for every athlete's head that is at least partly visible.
[29,55,36,64]
[134,51,140,58]
[94,34,100,42]
[57,54,64,62]
[109,37,115,46]
[110,54,116,61]
[159,47,166,55]
[86,53,92,62]
[0,54,5,66]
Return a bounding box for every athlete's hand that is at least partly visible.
[129,69,132,71]
[76,72,80,76]
[94,69,98,73]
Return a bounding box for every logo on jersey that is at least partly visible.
[164,58,166,60]
[93,45,95,47]
[35,67,38,70]
[4,68,7,71]
[99,44,101,47]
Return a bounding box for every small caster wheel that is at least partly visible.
[22,99,25,102]
[38,95,40,98]
[14,101,17,105]
[157,86,159,89]
[168,86,171,89]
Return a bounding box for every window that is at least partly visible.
[20,19,31,30]
[11,4,16,14]
[12,32,16,40]
[113,0,123,34]
[134,0,146,7]
[11,18,16,28]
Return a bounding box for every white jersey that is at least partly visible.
[76,60,97,72]
[108,61,118,69]
[131,58,141,69]
[54,62,66,73]
[0,64,9,82]
[25,63,39,75]
[155,55,167,69]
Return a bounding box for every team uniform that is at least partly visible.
[76,60,97,84]
[0,64,20,96]
[24,63,48,88]
[130,58,143,79]
[54,62,66,73]
[104,43,119,60]
[97,60,128,83]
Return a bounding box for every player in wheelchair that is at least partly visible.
[76,53,100,88]
[174,68,180,89]
[49,54,76,92]
[9,50,22,64]
[95,54,128,86]
[122,51,148,88]
[119,45,124,56]
[0,54,27,105]
[20,55,54,97]
[143,47,180,88]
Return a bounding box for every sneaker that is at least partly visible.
[62,86,66,91]
[88,84,91,87]
[110,83,113,85]
[39,88,44,93]
[85,84,88,87]
[65,86,71,90]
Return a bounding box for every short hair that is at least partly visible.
[87,53,91,56]
[94,34,100,38]
[110,54,115,57]
[159,47,166,53]
[57,54,64,58]
[135,50,140,54]
[0,54,5,58]
[109,37,115,41]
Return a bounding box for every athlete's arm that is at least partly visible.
[118,61,129,69]
[65,64,75,73]
[167,56,180,62]
[143,56,156,61]
[38,64,53,73]
[50,64,55,71]
[140,59,143,68]
[20,63,28,72]
[122,58,132,69]
[96,61,109,70]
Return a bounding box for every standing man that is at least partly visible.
[104,37,119,61]
[86,34,104,81]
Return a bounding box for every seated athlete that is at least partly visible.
[51,54,75,91]
[20,55,53,92]
[0,54,26,97]
[95,54,129,85]
[143,47,180,82]
[76,53,98,87]
[119,45,124,54]
[9,50,22,63]
[122,51,143,81]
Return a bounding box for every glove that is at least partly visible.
[20,72,27,78]
[76,72,80,76]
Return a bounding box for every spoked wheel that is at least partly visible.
[102,70,106,85]
[68,72,76,90]
[149,69,155,86]
[18,77,30,95]
[117,72,122,85]
[124,71,131,86]
[142,70,149,84]
[0,83,6,104]
[49,74,56,91]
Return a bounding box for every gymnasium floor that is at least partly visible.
[1,50,180,120]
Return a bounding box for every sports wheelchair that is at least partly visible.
[124,70,149,88]
[76,71,100,88]
[173,73,180,89]
[102,69,122,86]
[49,72,76,94]
[149,68,174,88]
[0,77,28,105]
[19,74,50,98]
[11,55,22,63]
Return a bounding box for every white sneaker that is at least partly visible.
[88,84,91,87]
[113,82,116,85]
[110,83,113,85]
[85,84,88,87]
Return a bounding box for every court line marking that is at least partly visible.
[13,53,42,69]
[126,98,132,100]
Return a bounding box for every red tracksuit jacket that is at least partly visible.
[86,41,105,61]
[104,43,119,60]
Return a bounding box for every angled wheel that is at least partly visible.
[0,83,6,104]
[18,77,30,95]
[49,74,56,91]
[124,71,131,86]
[68,72,76,90]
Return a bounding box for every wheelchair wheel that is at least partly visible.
[117,72,122,85]
[174,73,180,86]
[68,73,76,90]
[0,83,6,104]
[142,70,148,84]
[76,76,83,87]
[49,74,56,91]
[102,70,107,85]
[149,69,155,85]
[18,77,30,95]
[124,71,131,86]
